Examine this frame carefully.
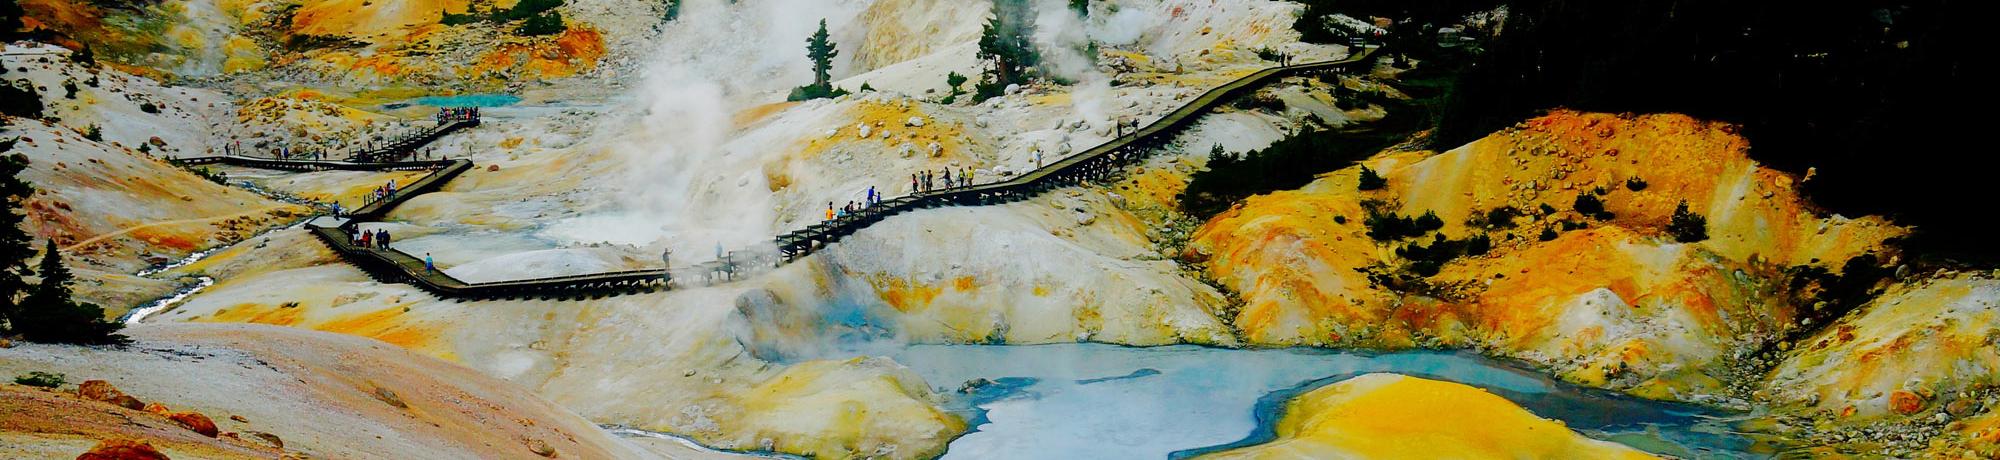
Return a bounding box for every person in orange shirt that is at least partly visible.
[825,202,835,221]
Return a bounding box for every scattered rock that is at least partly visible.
[906,116,925,127]
[486,165,500,172]
[372,386,408,409]
[246,431,285,449]
[168,411,220,437]
[229,415,249,423]
[0,338,10,348]
[77,380,146,410]
[526,439,557,457]
[1889,390,1925,415]
[75,438,170,460]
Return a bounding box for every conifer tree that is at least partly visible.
[788,19,846,101]
[975,0,1040,100]
[18,240,126,344]
[0,153,32,335]
[806,19,837,89]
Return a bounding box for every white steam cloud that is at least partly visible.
[546,0,867,259]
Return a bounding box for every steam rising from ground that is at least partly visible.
[547,0,868,259]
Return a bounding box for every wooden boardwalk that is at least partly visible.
[168,46,1379,300]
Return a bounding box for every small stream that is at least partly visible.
[879,343,1771,459]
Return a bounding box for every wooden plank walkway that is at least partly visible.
[168,46,1380,300]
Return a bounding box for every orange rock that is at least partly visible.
[1889,390,1925,415]
[168,411,220,437]
[74,438,171,460]
[143,402,170,414]
[77,380,146,410]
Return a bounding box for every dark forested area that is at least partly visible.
[1289,0,1990,264]
[1436,0,1988,263]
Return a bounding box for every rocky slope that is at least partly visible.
[4,44,308,315]
[0,323,655,459]
[1185,110,1904,403]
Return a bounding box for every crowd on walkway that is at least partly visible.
[911,166,976,194]
[825,186,889,221]
[437,107,480,124]
[352,227,394,249]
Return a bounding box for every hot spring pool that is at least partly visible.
[881,343,1771,459]
[406,93,522,108]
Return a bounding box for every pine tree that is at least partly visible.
[1357,166,1387,190]
[807,19,837,89]
[975,0,1040,101]
[18,240,126,345]
[0,153,32,335]
[1667,201,1709,243]
[788,19,843,101]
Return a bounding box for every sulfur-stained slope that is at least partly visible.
[1186,111,1906,402]
[1194,373,1657,460]
[1766,274,1999,420]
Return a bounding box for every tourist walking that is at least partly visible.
[425,253,435,272]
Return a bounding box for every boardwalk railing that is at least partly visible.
[171,46,1379,300]
[774,46,1380,260]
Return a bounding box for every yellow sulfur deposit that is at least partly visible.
[1197,373,1657,460]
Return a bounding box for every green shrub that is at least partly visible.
[1667,201,1708,243]
[283,34,362,51]
[1625,177,1648,191]
[0,79,43,119]
[1468,206,1518,229]
[82,125,101,141]
[62,80,77,99]
[513,11,565,36]
[497,0,564,21]
[1572,193,1612,220]
[139,102,159,114]
[1538,227,1558,241]
[786,84,849,102]
[71,45,94,67]
[14,371,64,388]
[1364,208,1442,241]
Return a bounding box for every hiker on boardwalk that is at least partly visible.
[825,202,836,221]
[941,168,953,189]
[660,247,673,287]
[425,253,435,272]
[360,229,373,248]
[378,229,391,249]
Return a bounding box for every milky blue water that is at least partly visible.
[883,343,1771,460]
[407,93,522,108]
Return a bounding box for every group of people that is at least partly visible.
[353,227,394,249]
[912,166,975,194]
[436,107,480,124]
[826,186,888,221]
[369,179,400,205]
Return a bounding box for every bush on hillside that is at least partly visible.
[1667,201,1708,243]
